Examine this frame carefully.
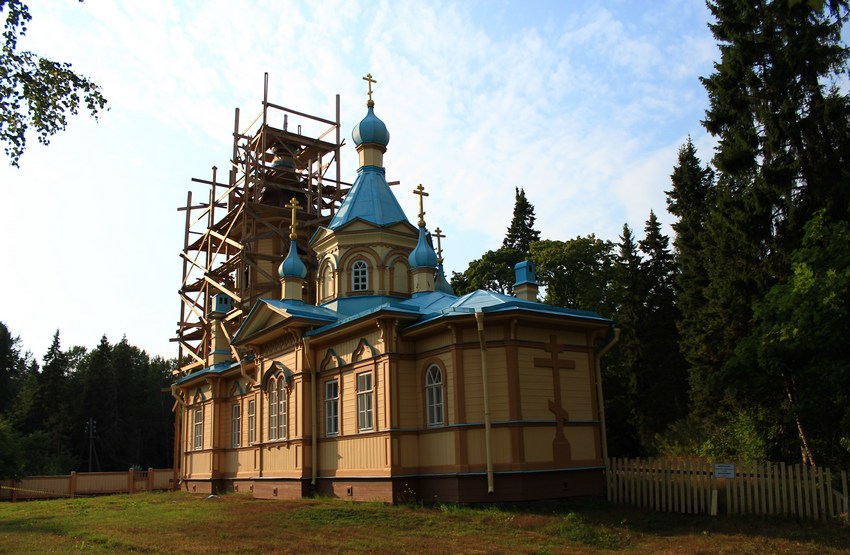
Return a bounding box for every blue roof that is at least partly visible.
[327,166,410,230]
[407,289,611,329]
[175,353,256,385]
[306,289,610,337]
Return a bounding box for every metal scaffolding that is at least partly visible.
[173,74,348,377]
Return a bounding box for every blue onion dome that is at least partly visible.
[279,240,307,279]
[408,226,438,269]
[352,106,390,148]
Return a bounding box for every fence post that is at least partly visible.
[841,470,848,524]
[825,468,834,519]
[128,468,135,494]
[70,471,77,498]
[148,468,155,492]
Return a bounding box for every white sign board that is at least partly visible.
[714,463,736,478]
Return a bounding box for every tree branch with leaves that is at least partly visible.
[1,0,107,167]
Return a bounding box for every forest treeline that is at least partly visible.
[453,0,850,469]
[0,326,174,477]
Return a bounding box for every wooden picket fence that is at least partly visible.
[0,468,174,501]
[606,457,849,522]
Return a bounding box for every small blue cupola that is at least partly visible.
[279,239,308,280]
[408,226,438,269]
[514,260,537,286]
[513,260,539,302]
[352,106,390,148]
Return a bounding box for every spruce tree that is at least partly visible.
[603,224,643,456]
[0,322,25,415]
[502,187,541,254]
[454,187,540,295]
[636,211,688,439]
[665,139,716,412]
[694,0,850,463]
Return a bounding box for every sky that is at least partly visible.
[0,0,719,362]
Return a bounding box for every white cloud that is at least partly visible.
[2,0,716,359]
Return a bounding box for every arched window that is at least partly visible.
[320,263,334,301]
[425,365,444,427]
[352,259,368,292]
[268,377,287,440]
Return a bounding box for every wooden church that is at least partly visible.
[171,76,617,503]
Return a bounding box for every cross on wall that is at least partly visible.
[534,334,576,465]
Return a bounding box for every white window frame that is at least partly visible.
[425,365,445,427]
[277,379,287,440]
[357,372,373,432]
[193,407,203,450]
[268,380,278,441]
[352,259,368,291]
[231,403,241,448]
[247,399,256,445]
[325,379,339,436]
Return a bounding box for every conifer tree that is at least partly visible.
[693,0,850,464]
[453,187,540,295]
[602,224,642,456]
[665,139,716,413]
[502,187,541,254]
[636,211,688,439]
[0,322,25,414]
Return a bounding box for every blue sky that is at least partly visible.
[0,0,718,360]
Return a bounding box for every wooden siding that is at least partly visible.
[462,350,484,422]
[262,442,301,476]
[185,450,212,478]
[518,346,593,421]
[565,426,597,461]
[418,430,456,467]
[463,428,515,466]
[413,331,452,355]
[319,435,390,475]
[560,357,592,421]
[398,435,420,469]
[516,326,587,346]
[395,359,420,429]
[221,448,261,476]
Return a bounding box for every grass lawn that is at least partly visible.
[0,491,847,554]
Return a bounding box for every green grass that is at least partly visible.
[0,491,847,554]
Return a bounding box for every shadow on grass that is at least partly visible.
[428,496,850,552]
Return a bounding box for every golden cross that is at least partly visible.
[413,183,428,227]
[286,198,301,240]
[433,227,446,264]
[363,73,377,107]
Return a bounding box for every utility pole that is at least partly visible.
[85,418,100,472]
